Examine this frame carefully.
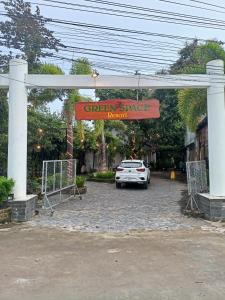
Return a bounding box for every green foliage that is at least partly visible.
[194,41,225,67]
[177,89,207,131]
[151,89,185,167]
[0,92,67,178]
[96,86,185,165]
[27,109,66,178]
[64,58,92,162]
[170,40,199,74]
[0,1,64,107]
[0,93,8,176]
[65,90,81,113]
[70,58,92,75]
[0,0,62,64]
[28,109,66,153]
[0,177,14,204]
[27,177,41,194]
[47,173,69,189]
[95,89,152,163]
[92,171,115,179]
[35,63,64,75]
[105,120,127,132]
[157,158,173,170]
[96,88,151,100]
[94,120,104,138]
[29,63,64,106]
[175,40,225,130]
[76,176,86,188]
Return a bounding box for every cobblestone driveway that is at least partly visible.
[29,176,207,232]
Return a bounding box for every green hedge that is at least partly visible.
[94,171,115,179]
[0,177,14,204]
[87,171,115,183]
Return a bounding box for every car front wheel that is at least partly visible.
[116,182,121,189]
[143,181,148,189]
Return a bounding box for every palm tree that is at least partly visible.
[29,63,64,107]
[63,58,92,161]
[95,120,107,171]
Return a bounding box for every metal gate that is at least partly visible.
[41,159,78,213]
[186,160,208,210]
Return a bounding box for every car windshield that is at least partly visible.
[120,162,142,168]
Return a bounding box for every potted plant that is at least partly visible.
[75,176,87,194]
[0,177,14,224]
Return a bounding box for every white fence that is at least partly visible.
[186,160,208,210]
[41,159,77,212]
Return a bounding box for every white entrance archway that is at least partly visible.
[1,58,225,219]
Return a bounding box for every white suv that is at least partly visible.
[115,160,150,189]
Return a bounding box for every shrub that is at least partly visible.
[27,177,42,194]
[0,177,14,204]
[76,176,86,188]
[94,171,115,179]
[47,173,69,189]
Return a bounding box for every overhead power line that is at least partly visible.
[54,32,179,53]
[48,19,210,42]
[189,0,225,11]
[157,0,225,14]
[1,1,225,76]
[62,44,177,62]
[53,33,179,57]
[31,0,225,31]
[0,11,214,43]
[49,23,183,47]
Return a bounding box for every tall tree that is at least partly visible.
[63,58,92,162]
[94,120,107,171]
[0,0,65,107]
[0,0,66,180]
[170,39,199,74]
[29,63,64,107]
[27,107,66,192]
[0,0,62,65]
[150,89,185,168]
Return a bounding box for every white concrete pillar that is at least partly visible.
[8,59,28,199]
[207,60,225,196]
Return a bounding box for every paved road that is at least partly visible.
[1,227,225,300]
[29,176,207,232]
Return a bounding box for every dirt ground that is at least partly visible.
[1,225,225,300]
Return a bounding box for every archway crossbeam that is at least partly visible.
[0,73,222,89]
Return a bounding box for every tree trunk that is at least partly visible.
[66,121,73,160]
[66,119,74,181]
[100,128,107,171]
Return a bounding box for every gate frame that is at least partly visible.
[41,159,81,214]
[1,58,225,220]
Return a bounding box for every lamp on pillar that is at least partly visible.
[92,69,99,79]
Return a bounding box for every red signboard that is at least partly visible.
[75,99,160,120]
